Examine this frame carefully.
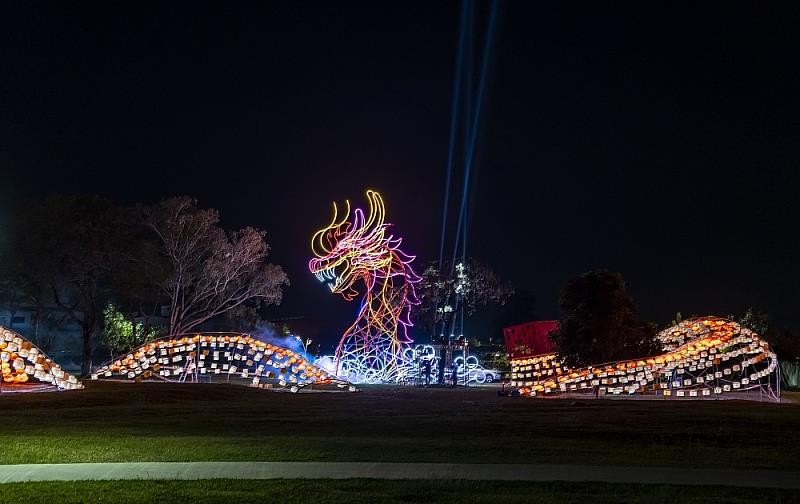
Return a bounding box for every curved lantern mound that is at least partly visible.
[91,333,353,393]
[511,317,780,400]
[0,326,82,391]
[309,190,421,384]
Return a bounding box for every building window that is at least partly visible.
[12,316,26,325]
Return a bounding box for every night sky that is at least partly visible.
[2,3,799,349]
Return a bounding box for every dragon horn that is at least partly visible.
[364,189,385,231]
[311,199,351,256]
[352,208,366,238]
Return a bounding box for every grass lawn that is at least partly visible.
[1,382,798,468]
[0,479,798,504]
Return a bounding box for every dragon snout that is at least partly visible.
[314,265,338,290]
[309,259,343,292]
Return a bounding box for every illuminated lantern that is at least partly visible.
[88,331,350,391]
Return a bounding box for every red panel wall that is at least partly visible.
[503,320,558,359]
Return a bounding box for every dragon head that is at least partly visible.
[309,190,398,301]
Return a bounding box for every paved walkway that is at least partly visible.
[1,462,798,489]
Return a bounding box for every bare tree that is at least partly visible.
[145,197,289,337]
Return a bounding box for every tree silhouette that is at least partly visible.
[145,197,289,338]
[550,270,658,368]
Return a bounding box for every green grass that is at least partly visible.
[0,479,798,504]
[1,382,798,468]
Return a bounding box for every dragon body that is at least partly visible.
[309,190,420,383]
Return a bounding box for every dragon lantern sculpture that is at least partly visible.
[309,190,420,383]
[510,316,780,401]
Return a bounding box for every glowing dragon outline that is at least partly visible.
[309,190,420,383]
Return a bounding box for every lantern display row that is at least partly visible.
[510,317,779,400]
[0,327,83,391]
[90,333,352,392]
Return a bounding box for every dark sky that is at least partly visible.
[2,2,799,349]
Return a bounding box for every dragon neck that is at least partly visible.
[354,253,409,334]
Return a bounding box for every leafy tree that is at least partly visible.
[738,307,770,337]
[472,340,510,372]
[549,270,658,368]
[1,196,134,374]
[732,307,797,359]
[417,259,513,335]
[102,303,161,358]
[109,215,172,321]
[416,258,513,382]
[144,197,289,338]
[223,304,262,332]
